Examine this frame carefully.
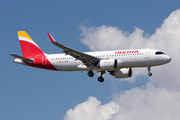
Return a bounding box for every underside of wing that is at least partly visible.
[47,33,99,67]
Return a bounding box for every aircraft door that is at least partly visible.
[145,49,150,59]
[42,56,47,65]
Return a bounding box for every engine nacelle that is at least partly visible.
[97,59,117,70]
[109,68,132,78]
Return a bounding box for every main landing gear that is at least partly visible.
[147,66,152,76]
[87,71,105,83]
[98,71,105,83]
[87,71,94,77]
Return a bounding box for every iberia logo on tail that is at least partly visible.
[10,31,57,70]
[18,31,44,57]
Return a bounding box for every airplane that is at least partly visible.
[10,31,171,82]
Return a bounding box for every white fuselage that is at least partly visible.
[44,49,171,71]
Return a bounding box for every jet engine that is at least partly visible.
[97,59,117,70]
[109,68,132,78]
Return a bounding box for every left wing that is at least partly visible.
[47,33,100,67]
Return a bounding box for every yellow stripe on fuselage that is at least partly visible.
[17,31,34,42]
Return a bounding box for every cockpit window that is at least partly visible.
[155,51,165,55]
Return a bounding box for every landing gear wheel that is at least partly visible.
[147,66,152,77]
[98,76,104,83]
[148,72,152,76]
[87,71,94,77]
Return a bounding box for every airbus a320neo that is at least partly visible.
[10,31,171,82]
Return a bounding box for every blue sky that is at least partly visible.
[1,0,180,120]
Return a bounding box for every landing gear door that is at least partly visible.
[145,49,150,59]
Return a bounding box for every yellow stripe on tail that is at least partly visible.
[17,31,34,42]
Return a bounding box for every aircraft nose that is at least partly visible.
[165,56,171,63]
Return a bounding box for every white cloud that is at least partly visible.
[111,83,180,120]
[64,96,119,120]
[64,83,180,120]
[64,9,180,120]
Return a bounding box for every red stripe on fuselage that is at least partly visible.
[24,55,57,71]
[20,40,57,71]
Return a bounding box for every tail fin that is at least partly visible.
[17,31,44,57]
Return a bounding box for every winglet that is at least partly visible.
[47,32,56,43]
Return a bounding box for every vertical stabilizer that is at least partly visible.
[17,31,44,57]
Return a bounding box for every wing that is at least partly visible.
[47,33,100,67]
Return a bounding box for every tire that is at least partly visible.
[98,77,104,82]
[148,72,152,76]
[87,71,94,77]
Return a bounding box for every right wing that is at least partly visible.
[47,33,100,67]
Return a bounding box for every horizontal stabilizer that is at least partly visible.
[9,54,34,61]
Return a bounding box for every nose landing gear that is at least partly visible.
[148,72,152,76]
[147,66,152,76]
